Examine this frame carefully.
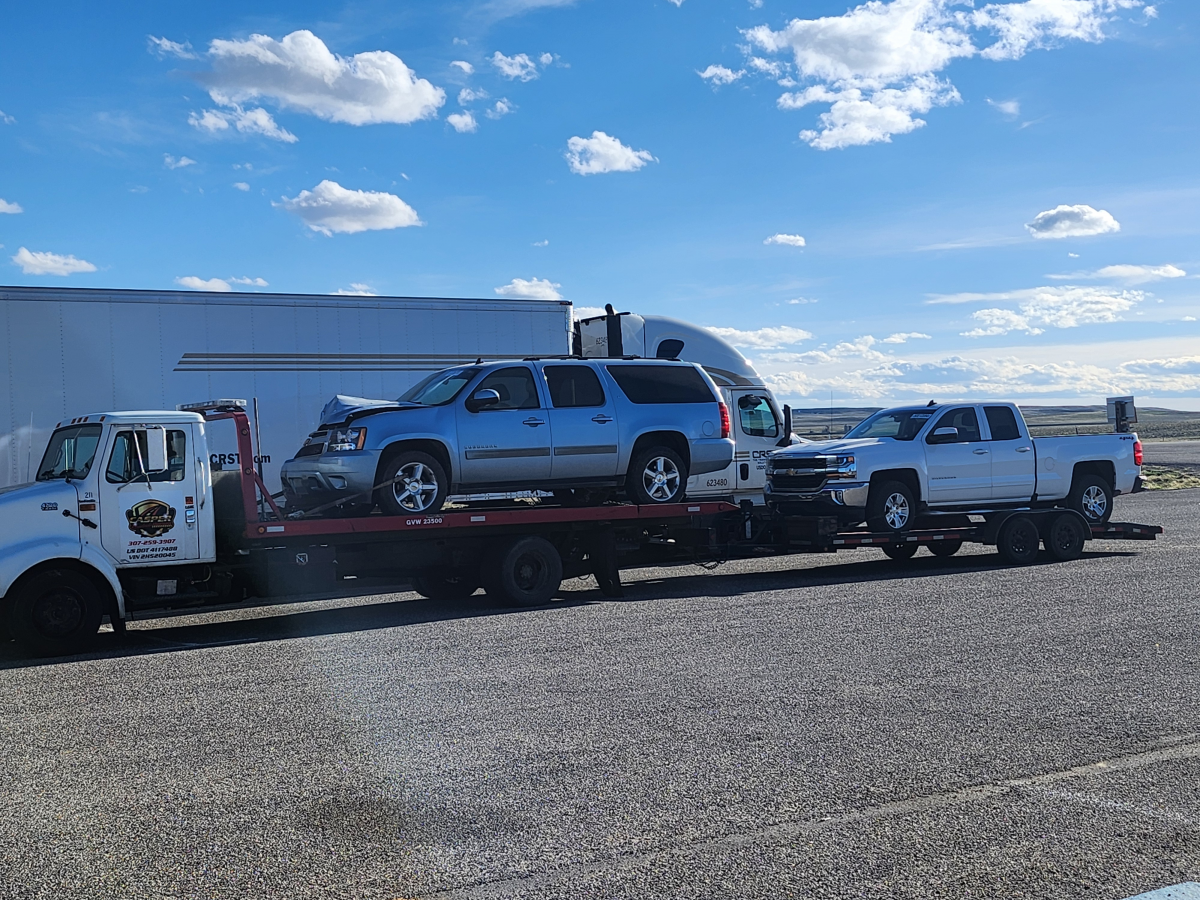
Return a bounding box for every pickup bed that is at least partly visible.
[764,402,1141,530]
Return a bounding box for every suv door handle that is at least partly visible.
[1015,446,1031,453]
[591,415,614,424]
[973,448,989,455]
[523,417,546,427]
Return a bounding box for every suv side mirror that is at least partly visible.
[927,426,959,445]
[144,427,169,472]
[466,388,501,413]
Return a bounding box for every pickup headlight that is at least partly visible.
[326,426,367,452]
[823,455,856,479]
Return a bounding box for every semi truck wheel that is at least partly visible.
[8,569,103,656]
[377,451,448,517]
[928,540,964,558]
[482,536,563,607]
[410,570,480,601]
[627,447,687,505]
[1045,512,1086,562]
[1067,473,1113,525]
[867,480,915,533]
[881,542,919,561]
[997,515,1040,566]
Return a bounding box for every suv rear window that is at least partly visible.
[606,364,715,404]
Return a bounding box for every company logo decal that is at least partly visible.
[126,499,177,537]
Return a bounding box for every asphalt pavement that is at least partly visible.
[1143,441,1200,470]
[1,488,1198,899]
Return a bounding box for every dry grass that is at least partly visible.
[1139,466,1200,491]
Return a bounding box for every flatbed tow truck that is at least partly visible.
[0,402,1162,656]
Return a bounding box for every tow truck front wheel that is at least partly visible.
[867,480,915,533]
[8,569,103,656]
[410,570,480,601]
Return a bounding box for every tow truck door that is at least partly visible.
[98,425,202,565]
[732,390,781,493]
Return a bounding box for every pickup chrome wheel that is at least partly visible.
[867,480,915,533]
[1068,473,1113,525]
[627,446,687,505]
[377,451,448,517]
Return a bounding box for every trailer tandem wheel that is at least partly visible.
[881,542,919,561]
[482,536,564,607]
[1044,511,1087,562]
[997,515,1040,566]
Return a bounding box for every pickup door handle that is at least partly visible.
[973,448,989,455]
[591,415,614,424]
[1015,446,1031,453]
[523,417,546,427]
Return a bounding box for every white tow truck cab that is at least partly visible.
[575,307,797,504]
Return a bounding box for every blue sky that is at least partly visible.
[1,0,1198,407]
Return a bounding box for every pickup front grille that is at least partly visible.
[770,473,827,492]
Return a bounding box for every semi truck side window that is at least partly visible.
[106,430,188,483]
[984,406,1021,441]
[738,396,779,438]
[544,366,606,408]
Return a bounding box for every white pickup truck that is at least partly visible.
[764,402,1142,531]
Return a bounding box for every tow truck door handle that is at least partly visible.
[592,415,614,424]
[523,417,546,427]
[973,448,989,455]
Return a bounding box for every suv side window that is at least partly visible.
[605,364,715,404]
[106,430,188,483]
[927,407,981,443]
[544,365,606,408]
[984,406,1022,441]
[473,366,541,410]
[738,395,779,438]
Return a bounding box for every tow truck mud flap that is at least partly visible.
[256,545,337,597]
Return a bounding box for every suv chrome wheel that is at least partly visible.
[642,456,681,502]
[391,461,440,512]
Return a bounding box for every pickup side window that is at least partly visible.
[606,364,715,404]
[472,366,541,410]
[927,407,981,443]
[106,430,188,483]
[738,395,779,438]
[984,406,1022,441]
[544,365,605,408]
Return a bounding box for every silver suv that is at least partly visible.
[281,358,734,515]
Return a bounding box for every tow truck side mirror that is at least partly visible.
[145,427,169,472]
[466,388,501,413]
[777,404,793,447]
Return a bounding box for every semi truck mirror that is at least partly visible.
[777,405,793,447]
[466,388,501,413]
[145,427,169,472]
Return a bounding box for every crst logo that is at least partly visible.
[126,499,177,537]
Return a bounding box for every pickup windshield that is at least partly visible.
[398,367,481,406]
[36,424,103,481]
[845,409,936,442]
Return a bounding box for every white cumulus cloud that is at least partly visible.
[705,325,814,349]
[565,131,656,175]
[882,331,932,343]
[0,110,15,125]
[334,282,378,296]
[458,87,488,104]
[12,248,96,276]
[495,277,563,300]
[743,0,1144,149]
[699,65,744,85]
[1049,263,1186,284]
[233,181,250,191]
[1026,204,1120,239]
[229,276,268,286]
[447,111,478,133]
[764,233,806,247]
[450,60,474,74]
[987,97,1020,117]
[148,36,199,59]
[491,51,539,81]
[956,285,1146,337]
[189,106,298,142]
[163,153,196,169]
[0,199,22,214]
[176,276,233,291]
[278,180,421,235]
[192,30,444,133]
[485,98,515,119]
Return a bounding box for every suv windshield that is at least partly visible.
[845,409,936,442]
[36,424,103,481]
[398,367,481,406]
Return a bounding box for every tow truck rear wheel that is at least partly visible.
[997,515,1040,566]
[1045,511,1086,562]
[410,570,480,601]
[8,569,103,656]
[881,542,919,561]
[482,536,563,607]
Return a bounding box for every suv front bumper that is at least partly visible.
[280,451,379,508]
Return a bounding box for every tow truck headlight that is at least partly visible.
[824,455,856,479]
[327,426,367,452]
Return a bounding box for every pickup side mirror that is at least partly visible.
[144,427,169,472]
[927,426,959,445]
[465,388,501,413]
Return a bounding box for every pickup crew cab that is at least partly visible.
[764,402,1142,530]
[281,358,735,515]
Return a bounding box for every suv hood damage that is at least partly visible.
[319,395,419,427]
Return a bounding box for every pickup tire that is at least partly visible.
[627,447,687,505]
[377,451,448,517]
[1067,473,1113,525]
[997,515,1040,566]
[867,480,915,533]
[411,570,480,601]
[482,536,563,607]
[8,569,103,656]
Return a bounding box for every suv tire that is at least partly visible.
[1067,472,1113,525]
[627,446,687,505]
[867,480,915,533]
[377,451,448,517]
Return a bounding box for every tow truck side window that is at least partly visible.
[36,424,103,481]
[105,430,188,483]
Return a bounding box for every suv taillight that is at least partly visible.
[1134,440,1143,467]
[719,402,731,439]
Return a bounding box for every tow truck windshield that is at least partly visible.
[397,367,481,406]
[36,424,102,481]
[845,408,936,442]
